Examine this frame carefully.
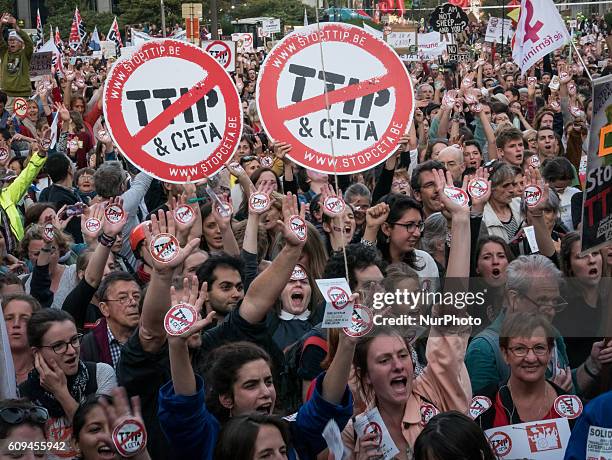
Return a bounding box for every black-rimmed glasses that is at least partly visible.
[40,333,83,354]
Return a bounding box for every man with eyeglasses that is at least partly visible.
[80,271,141,369]
[411,160,446,219]
[466,254,610,397]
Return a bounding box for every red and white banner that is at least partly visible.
[107,16,123,51]
[511,0,569,75]
[69,7,86,51]
[103,39,242,183]
[256,23,414,174]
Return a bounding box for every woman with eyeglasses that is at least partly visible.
[18,309,117,458]
[555,232,612,382]
[474,312,578,431]
[363,194,439,292]
[0,399,48,460]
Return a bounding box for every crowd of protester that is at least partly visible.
[0,8,611,460]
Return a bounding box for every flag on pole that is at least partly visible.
[69,7,85,51]
[511,0,570,75]
[304,8,308,26]
[89,26,101,51]
[107,16,123,53]
[35,9,43,50]
[55,26,64,54]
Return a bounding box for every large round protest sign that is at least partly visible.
[204,40,234,70]
[257,23,414,174]
[429,3,470,34]
[103,39,242,183]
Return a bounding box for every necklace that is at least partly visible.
[504,382,551,422]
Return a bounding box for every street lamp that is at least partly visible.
[161,0,166,37]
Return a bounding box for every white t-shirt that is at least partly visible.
[558,186,581,232]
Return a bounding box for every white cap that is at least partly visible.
[8,30,23,43]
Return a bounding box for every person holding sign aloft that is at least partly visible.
[71,387,152,460]
[342,169,473,459]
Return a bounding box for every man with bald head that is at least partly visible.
[437,145,466,186]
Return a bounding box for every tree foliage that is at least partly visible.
[232,0,316,26]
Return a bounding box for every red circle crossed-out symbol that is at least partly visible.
[205,41,232,69]
[257,23,414,175]
[104,40,242,183]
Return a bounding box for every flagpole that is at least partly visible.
[570,40,592,81]
[161,0,166,37]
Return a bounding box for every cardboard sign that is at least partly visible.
[231,33,253,52]
[316,278,354,328]
[485,418,570,459]
[446,44,470,63]
[429,3,469,35]
[485,17,513,44]
[103,40,242,183]
[582,75,612,254]
[262,18,281,35]
[354,407,400,460]
[322,419,349,460]
[203,40,236,72]
[586,425,612,459]
[29,52,52,77]
[257,23,414,175]
[100,40,116,58]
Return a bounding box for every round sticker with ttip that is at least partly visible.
[443,186,469,207]
[289,215,307,241]
[323,196,346,216]
[363,422,382,446]
[469,395,492,419]
[174,205,195,225]
[150,233,180,264]
[327,286,350,310]
[343,305,374,338]
[488,431,512,457]
[249,192,271,213]
[85,218,101,234]
[467,178,489,199]
[216,203,233,217]
[0,147,8,162]
[523,185,543,208]
[290,264,307,281]
[112,418,147,457]
[420,403,440,426]
[105,204,125,224]
[554,395,583,420]
[528,155,541,168]
[42,223,55,242]
[164,303,198,336]
[260,156,274,168]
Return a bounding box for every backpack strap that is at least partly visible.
[477,328,510,387]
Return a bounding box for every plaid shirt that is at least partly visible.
[107,326,123,369]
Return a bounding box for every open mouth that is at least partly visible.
[97,443,116,459]
[491,268,501,278]
[589,268,599,276]
[290,292,304,308]
[256,402,272,414]
[390,376,408,391]
[65,356,78,367]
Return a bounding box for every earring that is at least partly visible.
[386,235,390,243]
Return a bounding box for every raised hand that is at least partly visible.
[433,168,470,217]
[144,209,200,271]
[365,202,390,231]
[81,203,105,242]
[276,192,307,247]
[102,197,128,237]
[523,166,550,214]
